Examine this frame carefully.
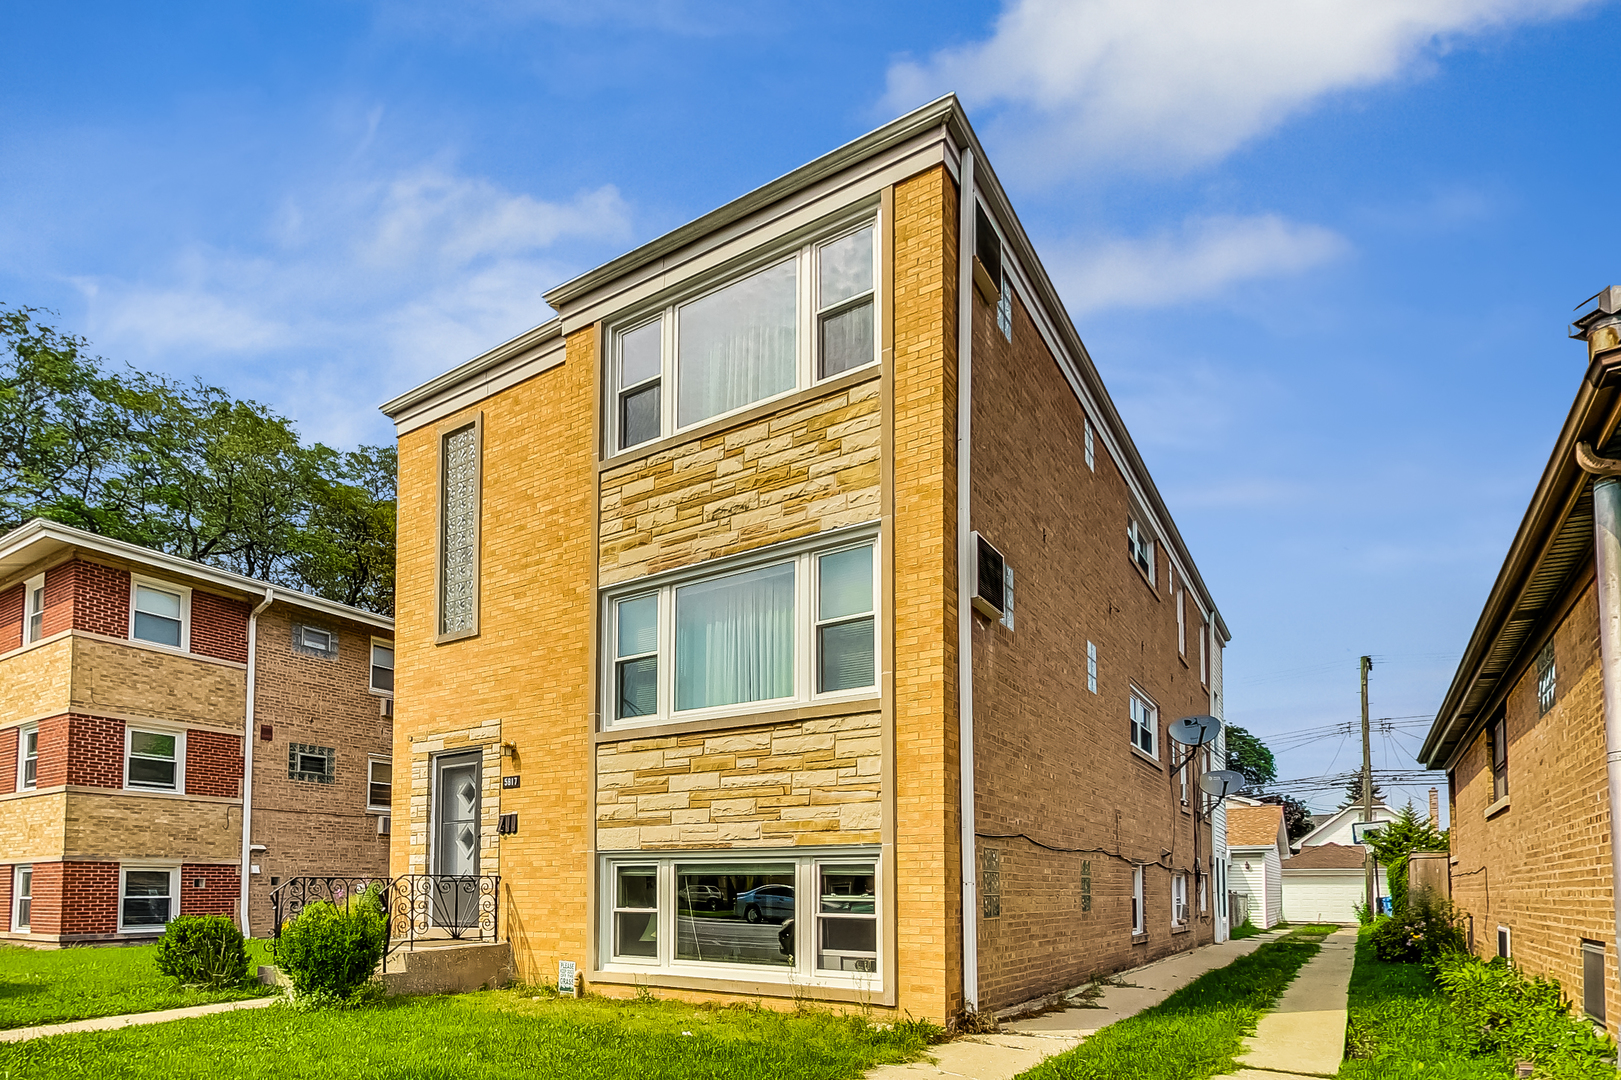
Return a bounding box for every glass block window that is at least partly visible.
[292,623,338,659]
[289,743,335,784]
[440,421,480,637]
[1536,641,1556,715]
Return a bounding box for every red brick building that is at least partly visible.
[0,520,393,944]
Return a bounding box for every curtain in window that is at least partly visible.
[677,261,796,427]
[675,563,794,711]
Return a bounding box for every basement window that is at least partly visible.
[1584,940,1607,1023]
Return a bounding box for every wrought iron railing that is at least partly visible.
[269,874,500,956]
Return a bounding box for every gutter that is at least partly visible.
[240,587,274,935]
[956,147,979,1017]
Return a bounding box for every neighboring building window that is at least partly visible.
[1200,617,1210,684]
[131,580,188,650]
[11,865,30,932]
[1199,869,1208,914]
[22,574,44,644]
[610,220,877,451]
[1087,641,1098,694]
[996,273,1013,341]
[601,852,879,981]
[1487,717,1508,802]
[125,728,183,792]
[1179,758,1189,807]
[1084,417,1095,471]
[367,758,392,811]
[1131,865,1145,935]
[1176,588,1186,655]
[370,641,395,693]
[1584,939,1607,1023]
[1130,689,1158,759]
[18,724,37,790]
[604,537,878,727]
[1536,641,1556,715]
[289,743,335,784]
[292,623,338,659]
[1172,872,1188,927]
[439,417,482,638]
[1127,519,1155,584]
[120,866,177,933]
[1497,926,1512,960]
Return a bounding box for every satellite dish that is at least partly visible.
[1168,714,1222,746]
[1198,770,1246,798]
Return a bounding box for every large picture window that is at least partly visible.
[604,534,878,728]
[601,851,879,985]
[610,218,878,452]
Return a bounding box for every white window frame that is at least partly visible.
[1179,757,1190,807]
[1172,871,1189,927]
[129,576,191,652]
[600,527,880,729]
[369,639,395,695]
[118,864,180,934]
[17,723,37,791]
[607,212,881,455]
[367,756,393,813]
[598,847,882,991]
[1176,588,1186,655]
[1127,519,1155,586]
[1130,687,1159,760]
[1200,617,1209,685]
[1497,925,1512,959]
[124,725,186,794]
[11,864,31,932]
[1131,865,1145,935]
[1086,641,1098,694]
[1084,417,1095,471]
[22,574,44,645]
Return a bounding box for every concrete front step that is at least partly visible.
[258,939,514,997]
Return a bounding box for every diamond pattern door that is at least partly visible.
[433,754,481,930]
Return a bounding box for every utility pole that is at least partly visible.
[1361,655,1375,914]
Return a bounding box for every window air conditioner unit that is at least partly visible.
[973,204,1002,304]
[377,815,391,836]
[379,697,394,719]
[971,533,1007,620]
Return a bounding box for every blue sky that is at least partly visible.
[4,0,1619,815]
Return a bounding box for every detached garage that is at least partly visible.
[1282,842,1386,925]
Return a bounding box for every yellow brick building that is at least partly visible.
[382,98,1230,1021]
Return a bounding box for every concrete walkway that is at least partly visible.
[1217,928,1357,1080]
[0,995,277,1044]
[868,931,1285,1080]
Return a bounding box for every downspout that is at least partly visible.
[240,587,275,935]
[956,147,979,1016]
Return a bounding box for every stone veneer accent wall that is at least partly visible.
[404,717,503,875]
[598,375,881,587]
[596,711,881,850]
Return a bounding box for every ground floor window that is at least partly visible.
[1131,865,1145,935]
[1171,871,1188,927]
[601,849,879,986]
[1583,939,1606,1023]
[11,866,30,931]
[1497,926,1511,960]
[120,866,178,933]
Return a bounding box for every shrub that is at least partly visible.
[154,914,251,989]
[273,885,388,1006]
[1351,901,1374,926]
[1434,952,1615,1079]
[1370,889,1465,963]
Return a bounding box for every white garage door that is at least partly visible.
[1282,871,1363,924]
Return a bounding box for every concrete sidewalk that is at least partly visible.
[1217,927,1357,1080]
[0,996,277,1044]
[868,931,1284,1080]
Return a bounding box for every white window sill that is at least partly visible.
[1484,795,1511,820]
[597,961,878,995]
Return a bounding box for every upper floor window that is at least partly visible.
[1086,641,1098,694]
[1488,715,1508,801]
[438,416,483,640]
[1536,641,1556,715]
[126,728,183,792]
[131,580,188,650]
[1176,588,1186,655]
[1200,617,1210,685]
[18,724,37,790]
[605,535,878,727]
[1084,417,1095,471]
[612,219,877,452]
[1130,688,1158,759]
[370,641,395,693]
[367,758,392,812]
[293,623,338,659]
[1127,519,1155,585]
[23,574,44,644]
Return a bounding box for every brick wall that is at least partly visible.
[68,561,131,637]
[191,591,249,664]
[247,604,391,933]
[59,861,119,935]
[0,865,11,929]
[33,714,70,788]
[180,863,240,916]
[64,714,124,788]
[185,729,243,798]
[0,584,21,653]
[1449,576,1619,1031]
[39,563,76,638]
[69,635,245,726]
[0,728,15,796]
[968,271,1216,1008]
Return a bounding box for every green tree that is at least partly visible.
[1257,793,1314,843]
[1341,770,1385,809]
[1365,801,1447,914]
[1224,725,1277,788]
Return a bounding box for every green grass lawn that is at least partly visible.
[1338,927,1513,1079]
[1228,920,1266,940]
[0,939,277,1031]
[0,987,937,1080]
[1016,925,1339,1080]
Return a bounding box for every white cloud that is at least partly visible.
[74,165,631,444]
[886,0,1599,173]
[1053,214,1347,315]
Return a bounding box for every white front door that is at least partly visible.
[432,752,481,929]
